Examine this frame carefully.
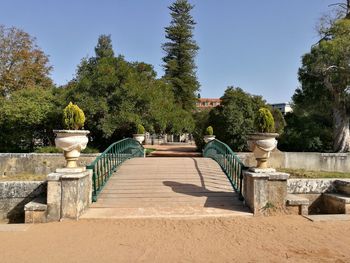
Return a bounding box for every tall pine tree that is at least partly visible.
[95,34,114,59]
[162,0,199,111]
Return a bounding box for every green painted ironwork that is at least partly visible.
[203,139,246,200]
[87,138,144,202]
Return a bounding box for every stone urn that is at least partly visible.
[247,133,278,169]
[204,135,216,143]
[53,130,90,168]
[133,134,145,144]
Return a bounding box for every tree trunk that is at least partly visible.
[333,106,350,152]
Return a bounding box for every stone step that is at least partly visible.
[24,197,47,224]
[323,193,350,204]
[304,214,350,222]
[323,193,350,214]
[286,194,310,206]
[285,194,309,215]
[81,206,252,219]
[334,180,350,195]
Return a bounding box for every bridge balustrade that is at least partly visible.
[87,138,144,202]
[203,139,246,200]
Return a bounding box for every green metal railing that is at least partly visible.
[87,138,144,202]
[203,139,246,200]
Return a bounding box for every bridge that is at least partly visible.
[81,138,252,219]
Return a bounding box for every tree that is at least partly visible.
[278,112,333,152]
[162,0,199,112]
[95,34,114,59]
[192,109,210,150]
[0,25,52,97]
[207,87,267,151]
[295,17,350,152]
[0,87,58,152]
[67,35,186,149]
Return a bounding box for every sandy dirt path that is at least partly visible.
[0,215,349,262]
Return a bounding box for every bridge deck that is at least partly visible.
[82,157,252,219]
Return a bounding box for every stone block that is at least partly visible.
[60,170,92,220]
[46,174,62,222]
[25,210,47,224]
[243,170,289,215]
[24,198,47,224]
[287,179,336,194]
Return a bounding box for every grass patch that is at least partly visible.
[277,168,350,178]
[35,146,62,153]
[35,146,99,154]
[0,173,46,181]
[145,148,156,155]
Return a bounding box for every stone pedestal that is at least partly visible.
[46,169,92,222]
[243,169,289,215]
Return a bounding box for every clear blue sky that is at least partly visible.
[1,0,335,103]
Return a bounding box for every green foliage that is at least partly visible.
[207,87,267,151]
[66,35,193,150]
[271,108,286,134]
[81,147,100,154]
[284,17,350,152]
[206,126,213,135]
[136,124,145,134]
[254,108,275,133]
[0,87,59,152]
[35,146,62,153]
[63,102,85,130]
[193,110,210,151]
[145,148,156,156]
[278,112,333,152]
[277,168,350,179]
[95,34,114,59]
[162,0,199,111]
[0,25,52,97]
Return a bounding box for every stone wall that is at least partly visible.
[287,178,350,214]
[237,152,350,173]
[0,181,46,222]
[0,153,98,177]
[1,152,349,176]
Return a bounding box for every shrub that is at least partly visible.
[81,147,100,154]
[34,146,62,153]
[136,124,145,134]
[255,108,275,133]
[63,102,85,130]
[206,126,214,135]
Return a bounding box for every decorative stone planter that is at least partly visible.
[133,134,145,144]
[247,133,278,169]
[53,130,90,168]
[204,135,216,143]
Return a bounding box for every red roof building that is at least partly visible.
[196,98,221,110]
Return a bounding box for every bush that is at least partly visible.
[34,146,62,153]
[255,108,275,133]
[63,102,85,130]
[136,124,145,134]
[81,147,100,154]
[206,126,213,135]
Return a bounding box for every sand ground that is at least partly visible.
[0,215,349,263]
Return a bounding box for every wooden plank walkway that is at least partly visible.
[81,157,252,219]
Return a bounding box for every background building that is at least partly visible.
[196,98,221,110]
[270,103,292,115]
